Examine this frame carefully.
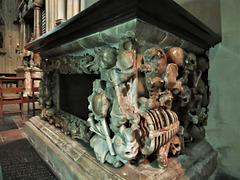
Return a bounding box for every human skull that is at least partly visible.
[169,136,181,155]
[96,46,117,69]
[113,128,139,161]
[143,47,167,77]
[178,85,191,107]
[197,57,209,72]
[45,99,52,109]
[184,53,197,71]
[188,109,198,124]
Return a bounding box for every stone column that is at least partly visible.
[81,0,85,11]
[56,0,66,26]
[67,0,73,19]
[67,0,80,20]
[19,18,27,56]
[73,0,80,16]
[54,0,58,26]
[49,0,54,30]
[45,0,50,32]
[33,3,42,66]
[33,5,42,39]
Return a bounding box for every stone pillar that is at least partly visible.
[33,5,42,39]
[19,19,27,56]
[81,0,85,11]
[45,0,50,32]
[49,0,54,30]
[67,0,73,19]
[54,0,58,26]
[47,0,54,31]
[33,3,42,65]
[56,0,66,26]
[15,67,31,96]
[73,0,80,16]
[67,0,80,20]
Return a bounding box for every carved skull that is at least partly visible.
[96,46,117,69]
[116,37,135,70]
[188,109,199,124]
[45,108,56,122]
[178,85,191,107]
[197,57,209,72]
[142,47,167,77]
[88,80,108,119]
[184,53,197,71]
[113,128,139,161]
[169,136,181,155]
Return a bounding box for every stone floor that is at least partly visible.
[0,104,239,180]
[0,104,36,144]
[0,103,59,179]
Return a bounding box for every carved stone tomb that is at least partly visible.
[24,0,221,179]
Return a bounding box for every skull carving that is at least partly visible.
[184,53,197,72]
[169,136,181,155]
[113,128,139,162]
[188,109,199,124]
[178,85,191,107]
[96,46,117,69]
[197,57,209,73]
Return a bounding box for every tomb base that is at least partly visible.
[23,116,217,180]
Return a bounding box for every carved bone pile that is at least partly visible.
[88,38,184,168]
[38,37,209,168]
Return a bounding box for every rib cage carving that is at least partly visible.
[139,109,179,155]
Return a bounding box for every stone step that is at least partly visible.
[23,116,218,180]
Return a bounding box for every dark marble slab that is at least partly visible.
[26,0,221,53]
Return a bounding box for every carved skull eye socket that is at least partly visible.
[174,144,179,148]
[183,98,188,102]
[157,50,163,56]
[125,152,131,156]
[190,59,196,65]
[123,41,132,50]
[190,110,197,116]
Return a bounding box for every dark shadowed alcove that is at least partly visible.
[60,74,100,120]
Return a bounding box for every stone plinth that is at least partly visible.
[24,116,217,180]
[15,66,42,96]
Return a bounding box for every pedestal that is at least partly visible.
[15,66,42,96]
[24,116,217,180]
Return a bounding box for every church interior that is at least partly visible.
[0,0,239,179]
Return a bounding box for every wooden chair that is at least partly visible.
[0,77,25,121]
[27,77,41,116]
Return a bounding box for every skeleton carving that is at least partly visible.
[168,46,209,144]
[88,42,183,168]
[38,37,209,168]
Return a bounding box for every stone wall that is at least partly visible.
[174,0,221,36]
[84,0,99,9]
[0,0,21,73]
[207,0,240,178]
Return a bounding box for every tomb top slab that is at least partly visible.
[25,0,221,56]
